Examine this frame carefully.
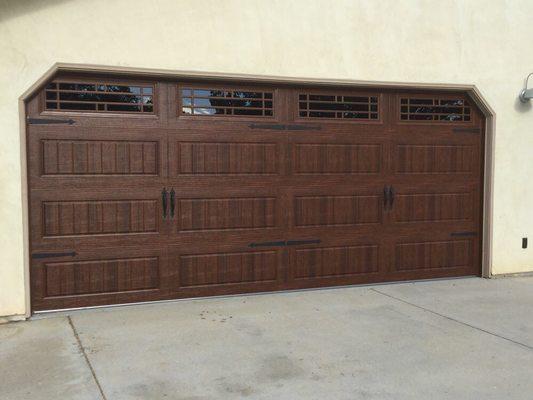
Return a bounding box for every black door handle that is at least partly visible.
[389,186,395,208]
[383,185,389,209]
[170,188,176,218]
[162,188,168,219]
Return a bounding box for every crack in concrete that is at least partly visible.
[370,288,533,351]
[67,316,108,400]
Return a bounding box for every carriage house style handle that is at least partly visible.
[170,188,176,218]
[383,186,389,209]
[161,188,168,219]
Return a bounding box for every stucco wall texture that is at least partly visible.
[0,0,532,318]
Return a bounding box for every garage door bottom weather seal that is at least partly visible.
[31,275,480,316]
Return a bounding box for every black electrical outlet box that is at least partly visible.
[523,238,528,249]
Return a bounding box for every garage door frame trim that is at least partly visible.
[17,62,496,318]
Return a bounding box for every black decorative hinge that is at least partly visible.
[286,239,322,246]
[27,117,75,125]
[249,240,286,248]
[249,123,321,131]
[31,251,77,259]
[453,128,481,134]
[450,231,477,237]
[249,239,321,248]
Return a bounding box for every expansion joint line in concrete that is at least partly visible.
[370,288,533,351]
[67,316,108,400]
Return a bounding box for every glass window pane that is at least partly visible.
[181,87,274,117]
[299,92,379,120]
[48,81,154,113]
[401,97,470,122]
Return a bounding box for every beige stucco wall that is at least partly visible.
[0,0,532,318]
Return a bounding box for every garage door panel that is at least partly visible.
[393,238,474,272]
[387,219,480,278]
[28,128,167,189]
[390,185,478,226]
[177,249,280,287]
[393,143,477,175]
[288,185,385,230]
[171,140,282,176]
[177,196,279,232]
[167,244,286,294]
[41,199,158,236]
[290,142,383,175]
[31,246,167,311]
[290,243,380,280]
[43,256,160,297]
[40,138,160,175]
[30,188,165,248]
[394,191,473,223]
[293,193,382,228]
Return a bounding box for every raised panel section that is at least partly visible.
[293,143,381,174]
[45,257,159,297]
[395,144,473,173]
[179,251,278,287]
[293,245,379,279]
[394,192,472,223]
[43,200,158,237]
[177,142,278,175]
[42,140,158,175]
[179,197,277,231]
[395,240,472,271]
[294,195,381,227]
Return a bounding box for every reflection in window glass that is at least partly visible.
[44,81,155,114]
[298,93,379,120]
[400,97,471,122]
[180,88,274,117]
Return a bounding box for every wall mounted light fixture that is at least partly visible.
[519,72,533,103]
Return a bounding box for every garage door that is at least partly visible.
[27,75,485,311]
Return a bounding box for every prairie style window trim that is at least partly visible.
[400,97,471,122]
[180,87,274,117]
[44,81,155,114]
[298,93,379,120]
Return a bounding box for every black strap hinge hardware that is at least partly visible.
[452,128,481,134]
[32,251,77,259]
[249,240,286,248]
[249,239,321,248]
[28,117,75,125]
[450,231,477,237]
[286,239,322,246]
[249,123,321,131]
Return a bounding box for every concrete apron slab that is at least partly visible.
[372,276,533,348]
[59,277,533,400]
[0,317,102,400]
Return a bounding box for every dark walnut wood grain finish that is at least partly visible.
[27,76,485,311]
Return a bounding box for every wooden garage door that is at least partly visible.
[27,75,484,311]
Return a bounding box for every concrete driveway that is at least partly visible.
[1,276,532,400]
